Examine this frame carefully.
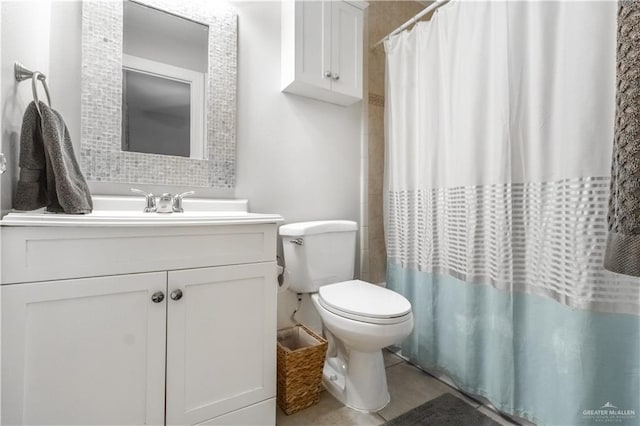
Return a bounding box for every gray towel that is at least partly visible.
[14,101,92,214]
[604,1,640,276]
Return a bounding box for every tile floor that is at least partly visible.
[276,350,522,426]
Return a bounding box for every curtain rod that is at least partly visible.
[371,0,451,49]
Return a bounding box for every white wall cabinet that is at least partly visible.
[281,0,368,106]
[1,222,279,425]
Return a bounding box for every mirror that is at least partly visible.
[122,69,192,157]
[80,0,237,188]
[122,1,208,159]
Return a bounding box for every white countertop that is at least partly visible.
[1,196,283,227]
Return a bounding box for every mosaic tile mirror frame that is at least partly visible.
[80,0,237,188]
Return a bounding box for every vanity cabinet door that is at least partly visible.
[1,272,167,425]
[166,262,277,425]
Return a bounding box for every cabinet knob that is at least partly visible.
[324,70,332,78]
[332,73,340,81]
[170,289,183,301]
[151,291,165,303]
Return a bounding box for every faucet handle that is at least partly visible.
[131,188,157,213]
[173,191,195,213]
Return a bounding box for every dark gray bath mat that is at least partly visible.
[385,393,502,426]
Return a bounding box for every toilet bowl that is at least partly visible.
[279,220,414,412]
[310,280,413,411]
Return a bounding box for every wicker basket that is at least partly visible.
[276,324,328,415]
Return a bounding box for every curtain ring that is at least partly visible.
[31,71,51,118]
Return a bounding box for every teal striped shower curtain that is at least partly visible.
[384,2,640,425]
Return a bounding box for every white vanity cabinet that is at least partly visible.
[281,0,368,106]
[1,273,168,425]
[1,216,281,426]
[166,263,276,424]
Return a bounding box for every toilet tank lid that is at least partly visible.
[279,220,358,236]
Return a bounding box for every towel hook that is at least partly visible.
[14,62,52,117]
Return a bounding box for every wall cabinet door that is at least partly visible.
[330,1,363,99]
[294,0,331,91]
[1,272,167,425]
[166,262,277,425]
[282,0,366,106]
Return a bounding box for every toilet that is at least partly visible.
[279,220,414,412]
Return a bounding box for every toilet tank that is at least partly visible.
[279,220,358,293]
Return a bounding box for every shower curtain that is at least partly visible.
[384,2,640,425]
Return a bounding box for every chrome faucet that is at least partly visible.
[131,188,157,213]
[156,193,174,213]
[131,189,195,213]
[172,191,195,213]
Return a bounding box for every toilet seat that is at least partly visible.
[318,280,412,325]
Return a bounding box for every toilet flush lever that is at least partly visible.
[289,238,304,246]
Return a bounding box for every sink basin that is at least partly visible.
[2,196,283,227]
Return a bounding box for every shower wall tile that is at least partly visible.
[364,1,426,283]
[369,168,383,198]
[369,51,386,96]
[368,99,384,132]
[368,2,425,96]
[368,131,384,195]
[368,193,384,236]
[369,220,384,257]
[369,93,385,107]
[370,236,388,284]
